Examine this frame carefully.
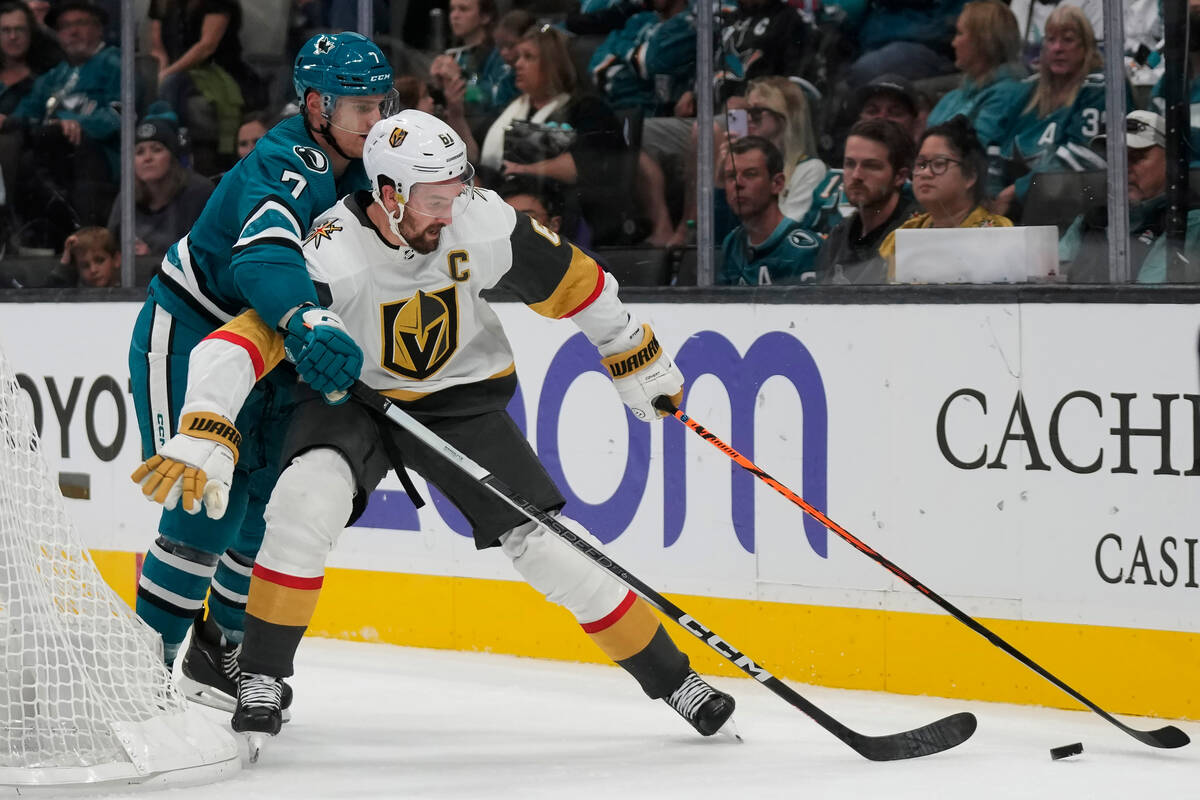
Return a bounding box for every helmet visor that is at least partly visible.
[328,89,403,136]
[404,166,476,221]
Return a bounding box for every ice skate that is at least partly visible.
[665,670,739,739]
[180,614,293,721]
[232,672,285,763]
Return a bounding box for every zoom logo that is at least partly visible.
[358,330,830,559]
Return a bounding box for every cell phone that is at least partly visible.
[726,108,748,138]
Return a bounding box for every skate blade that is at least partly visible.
[245,732,273,764]
[178,675,292,722]
[716,716,743,743]
[178,675,236,712]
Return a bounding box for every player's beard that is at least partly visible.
[405,221,445,254]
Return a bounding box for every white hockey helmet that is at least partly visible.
[363,110,475,221]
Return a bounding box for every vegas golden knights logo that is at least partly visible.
[380,286,459,379]
[389,127,408,147]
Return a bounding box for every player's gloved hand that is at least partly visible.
[282,305,362,404]
[600,323,684,421]
[130,411,240,518]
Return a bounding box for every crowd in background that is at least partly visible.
[0,0,1195,288]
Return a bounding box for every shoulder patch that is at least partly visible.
[304,219,342,248]
[788,229,819,249]
[293,145,330,173]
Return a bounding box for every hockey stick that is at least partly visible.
[654,397,1190,750]
[349,381,976,761]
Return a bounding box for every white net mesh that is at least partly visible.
[0,343,238,787]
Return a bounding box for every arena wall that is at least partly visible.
[3,297,1196,720]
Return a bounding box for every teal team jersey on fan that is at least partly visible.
[719,217,822,285]
[993,74,1111,200]
[150,114,370,331]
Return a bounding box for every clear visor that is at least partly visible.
[403,166,476,220]
[327,89,402,136]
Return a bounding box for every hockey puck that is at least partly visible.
[1049,742,1083,760]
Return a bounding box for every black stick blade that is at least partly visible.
[1129,724,1190,749]
[849,712,978,762]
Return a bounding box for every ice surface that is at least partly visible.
[81,639,1199,799]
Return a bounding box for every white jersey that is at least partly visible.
[180,188,638,421]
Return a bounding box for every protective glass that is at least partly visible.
[328,89,402,135]
[404,165,477,220]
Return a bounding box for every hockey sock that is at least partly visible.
[136,535,218,663]
[582,590,690,699]
[239,564,323,677]
[206,548,254,644]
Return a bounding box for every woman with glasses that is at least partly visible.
[990,5,1113,219]
[478,25,625,244]
[926,1,1027,150]
[878,115,1012,278]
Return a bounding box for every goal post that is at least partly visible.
[0,343,240,790]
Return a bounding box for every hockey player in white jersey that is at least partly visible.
[132,110,736,750]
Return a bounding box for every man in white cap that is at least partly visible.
[1062,110,1200,283]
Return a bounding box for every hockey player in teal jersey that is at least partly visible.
[718,136,822,285]
[989,6,1116,216]
[127,32,398,713]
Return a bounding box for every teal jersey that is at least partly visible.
[150,114,370,330]
[455,45,508,114]
[13,46,121,174]
[590,8,695,115]
[719,217,822,285]
[995,74,1110,199]
[1151,74,1200,166]
[926,65,1028,148]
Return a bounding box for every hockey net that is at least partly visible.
[0,343,239,790]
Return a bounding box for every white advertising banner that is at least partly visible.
[3,300,1196,635]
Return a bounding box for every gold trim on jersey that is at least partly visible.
[379,363,516,401]
[527,244,601,319]
[379,285,460,379]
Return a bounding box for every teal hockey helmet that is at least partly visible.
[292,32,393,106]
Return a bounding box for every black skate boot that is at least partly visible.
[664,670,737,737]
[232,672,284,763]
[179,614,293,721]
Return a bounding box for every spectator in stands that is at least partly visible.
[395,75,436,114]
[429,0,507,116]
[709,0,816,105]
[820,118,917,284]
[1150,0,1200,166]
[926,1,1027,149]
[107,107,214,260]
[397,73,480,163]
[740,76,828,225]
[0,1,57,114]
[588,0,695,117]
[854,73,922,143]
[846,0,963,87]
[879,115,1012,277]
[0,0,120,250]
[497,173,565,233]
[1062,111,1200,283]
[718,136,822,285]
[59,225,119,286]
[236,110,271,160]
[478,25,626,244]
[990,5,1108,219]
[149,0,258,174]
[1008,0,1103,65]
[25,1,49,26]
[490,10,534,111]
